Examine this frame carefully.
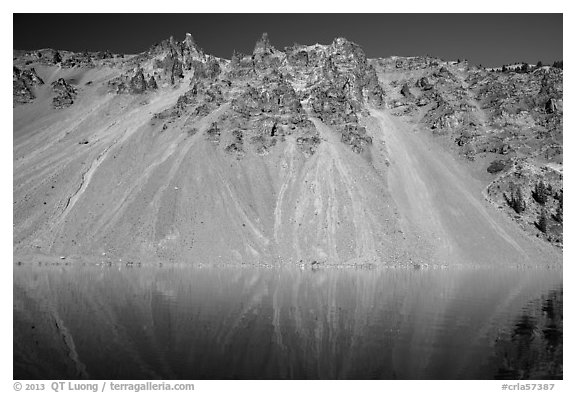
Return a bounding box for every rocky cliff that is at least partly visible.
[13,34,562,266]
[372,56,563,246]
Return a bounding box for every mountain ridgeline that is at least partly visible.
[13,33,562,267]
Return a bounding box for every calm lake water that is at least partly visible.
[13,262,562,379]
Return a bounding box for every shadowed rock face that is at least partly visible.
[13,33,562,267]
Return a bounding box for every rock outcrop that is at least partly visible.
[150,33,384,156]
[107,34,225,94]
[191,57,221,81]
[416,76,433,90]
[51,78,77,108]
[136,34,208,84]
[147,75,158,90]
[13,66,44,106]
[371,54,563,246]
[109,67,159,94]
[253,32,275,56]
[545,97,558,114]
[128,68,148,94]
[281,37,385,153]
[400,83,413,98]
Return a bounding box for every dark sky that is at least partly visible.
[13,14,563,67]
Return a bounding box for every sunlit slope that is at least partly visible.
[14,36,562,266]
[371,109,560,266]
[14,67,417,265]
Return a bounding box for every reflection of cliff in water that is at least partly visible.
[494,290,562,379]
[14,263,562,379]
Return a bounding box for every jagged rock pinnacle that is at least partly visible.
[183,33,196,49]
[253,32,274,55]
[129,68,147,94]
[181,33,205,63]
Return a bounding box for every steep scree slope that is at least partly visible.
[13,35,561,266]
